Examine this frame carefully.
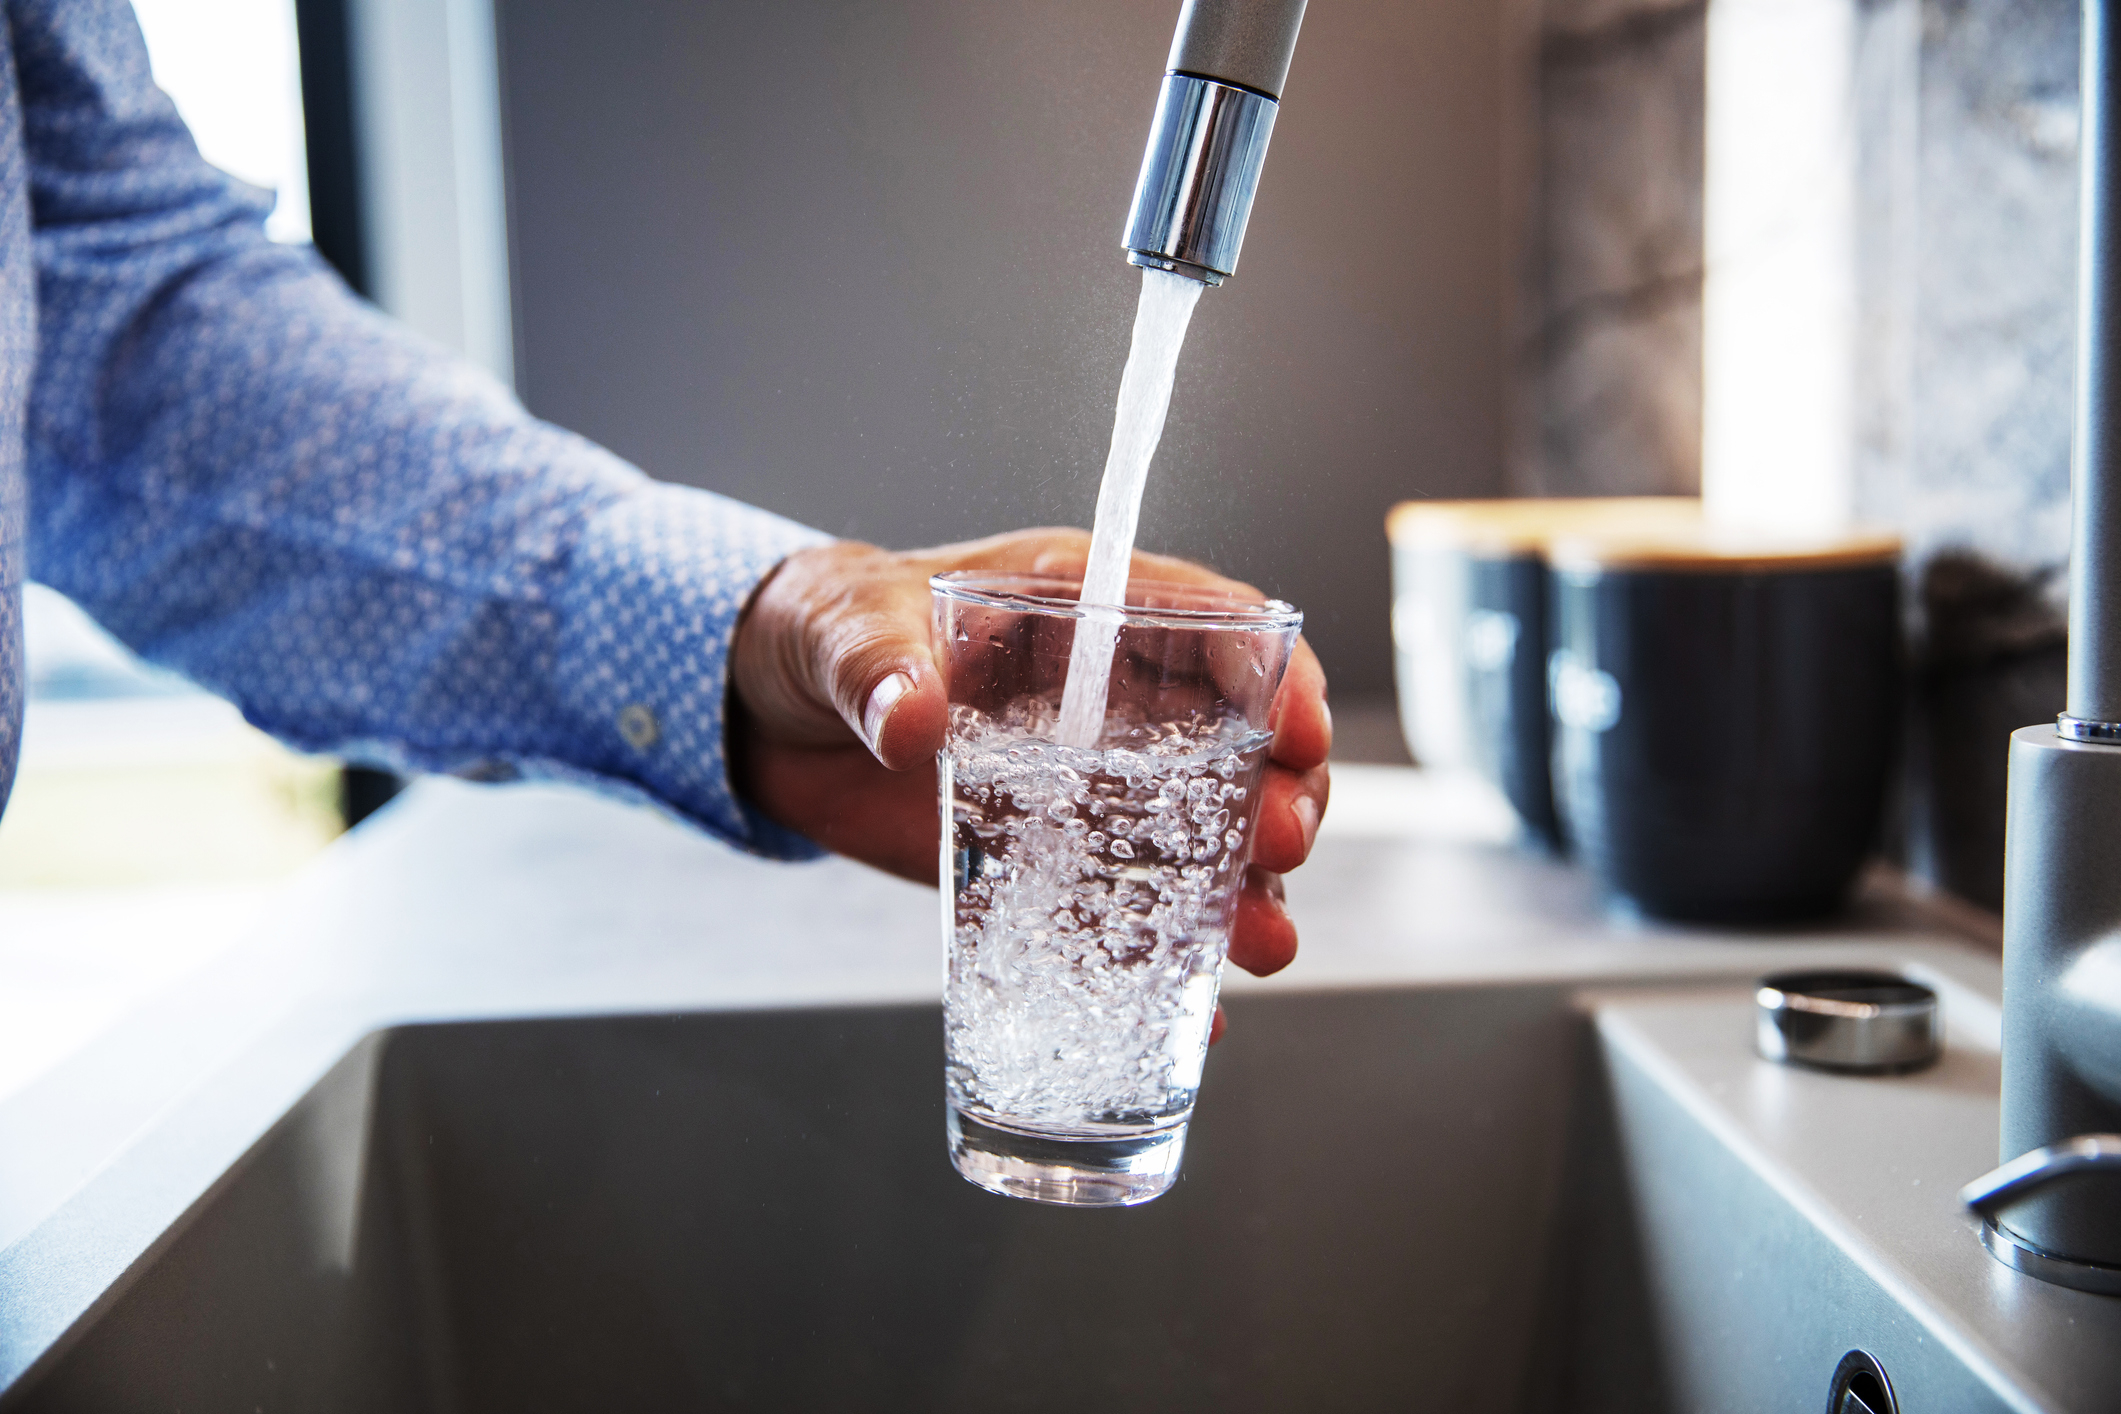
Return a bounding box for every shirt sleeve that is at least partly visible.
[13,0,831,857]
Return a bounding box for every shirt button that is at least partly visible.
[617,703,660,750]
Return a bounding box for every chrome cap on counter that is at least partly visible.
[1755,970,1940,1074]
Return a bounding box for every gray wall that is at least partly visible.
[493,0,1519,695]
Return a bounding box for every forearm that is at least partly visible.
[19,0,835,852]
[31,247,827,851]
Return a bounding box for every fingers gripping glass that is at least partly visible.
[930,572,1301,1206]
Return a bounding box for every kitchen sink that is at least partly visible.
[1,977,2105,1412]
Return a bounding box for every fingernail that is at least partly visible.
[862,672,915,755]
[1293,795,1321,854]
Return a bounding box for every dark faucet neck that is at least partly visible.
[1165,0,1307,101]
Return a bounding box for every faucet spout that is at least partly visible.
[1122,0,1306,286]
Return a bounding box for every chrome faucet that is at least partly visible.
[1122,0,1306,287]
[1963,0,2121,1296]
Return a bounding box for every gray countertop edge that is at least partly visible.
[1595,978,2121,1412]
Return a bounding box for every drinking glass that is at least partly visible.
[929,571,1301,1206]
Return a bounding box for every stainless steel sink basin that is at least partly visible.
[4,975,2113,1412]
[3,987,1612,1411]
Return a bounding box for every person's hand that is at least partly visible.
[728,528,1331,1022]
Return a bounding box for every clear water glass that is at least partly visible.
[930,572,1301,1206]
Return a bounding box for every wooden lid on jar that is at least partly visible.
[1545,526,1903,574]
[1385,497,1702,555]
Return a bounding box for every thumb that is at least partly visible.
[734,543,949,768]
[811,585,950,771]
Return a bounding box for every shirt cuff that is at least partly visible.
[550,481,833,859]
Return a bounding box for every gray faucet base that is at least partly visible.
[1997,725,2121,1272]
[1980,1218,2121,1296]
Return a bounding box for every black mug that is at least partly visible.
[1547,531,1904,922]
[1389,498,1700,851]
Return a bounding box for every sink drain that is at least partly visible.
[1826,1350,1898,1414]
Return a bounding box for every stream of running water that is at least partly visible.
[1053,267,1205,748]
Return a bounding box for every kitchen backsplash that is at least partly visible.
[1517,0,2078,910]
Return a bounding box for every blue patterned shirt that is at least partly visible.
[0,0,830,857]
